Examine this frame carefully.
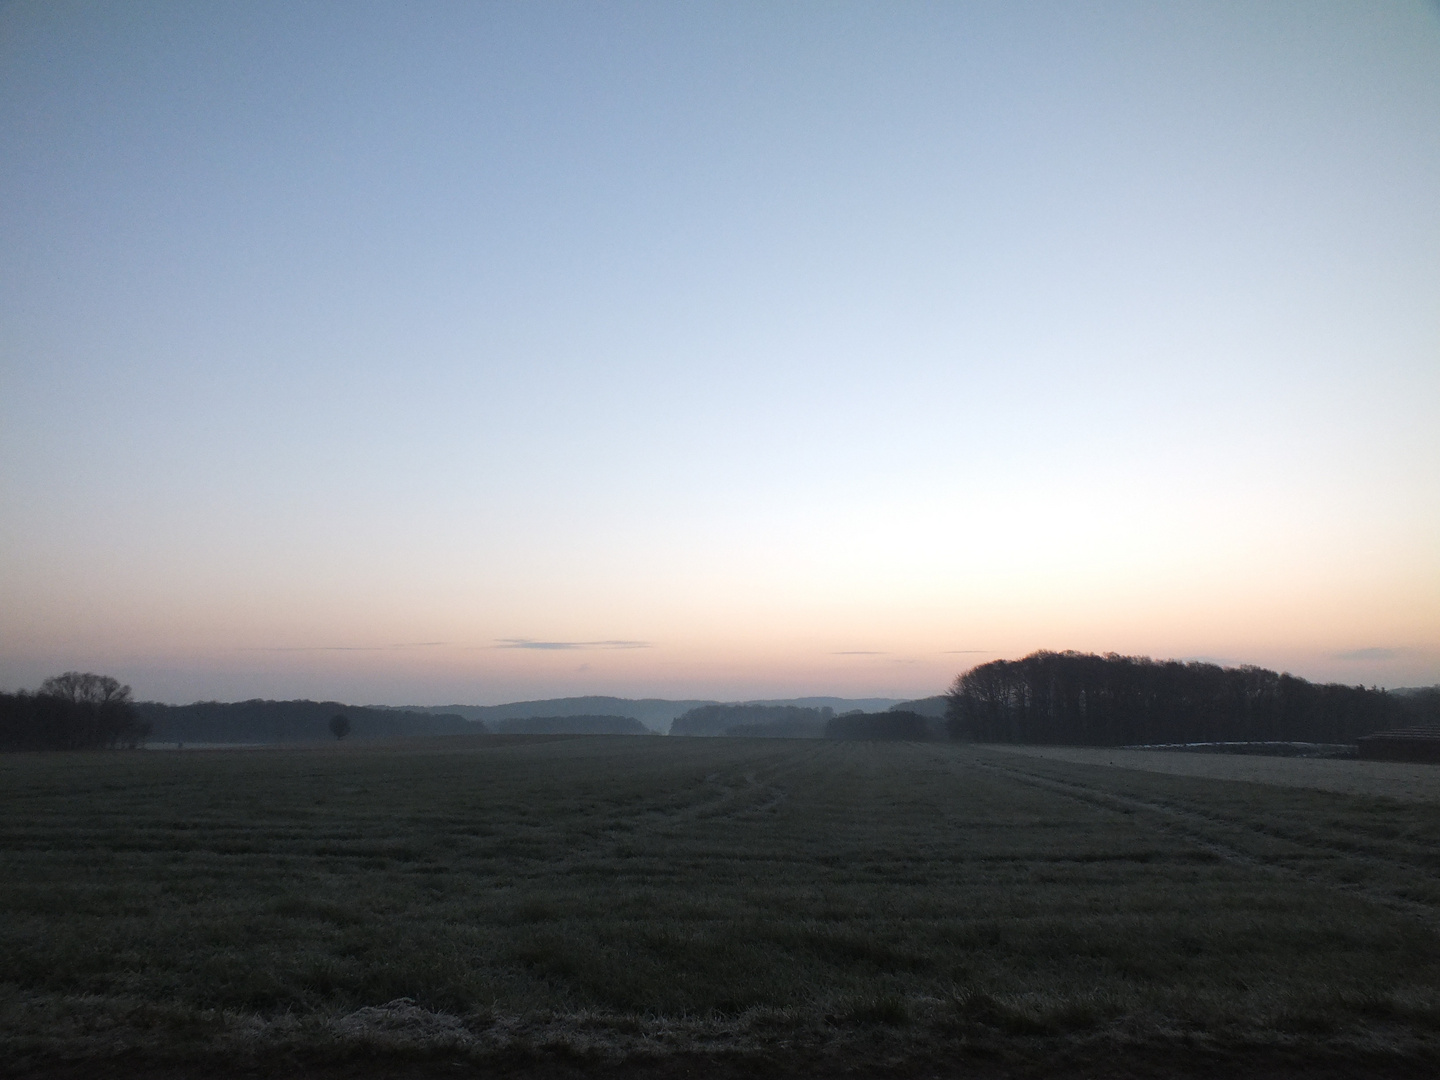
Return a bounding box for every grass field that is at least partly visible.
[993,744,1440,803]
[4,736,1440,1078]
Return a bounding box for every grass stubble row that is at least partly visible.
[2,736,1440,1076]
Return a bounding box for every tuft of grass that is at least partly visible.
[945,987,1128,1035]
[831,991,910,1027]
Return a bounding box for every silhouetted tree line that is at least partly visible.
[825,710,933,741]
[136,699,479,743]
[670,704,832,737]
[946,651,1406,746]
[0,673,150,751]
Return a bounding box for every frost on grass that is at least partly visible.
[6,739,1440,1071]
[331,997,472,1047]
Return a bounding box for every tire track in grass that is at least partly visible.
[545,745,799,872]
[981,752,1440,882]
[967,753,1440,928]
[676,750,796,823]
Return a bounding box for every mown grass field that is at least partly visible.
[3,736,1440,1078]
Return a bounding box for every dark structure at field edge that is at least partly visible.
[1358,727,1440,763]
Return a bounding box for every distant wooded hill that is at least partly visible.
[384,697,716,732]
[947,651,1427,746]
[136,695,910,744]
[669,699,947,738]
[489,715,652,735]
[892,695,947,718]
[388,696,903,733]
[137,700,480,744]
[670,704,832,737]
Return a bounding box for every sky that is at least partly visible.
[1,1,1437,705]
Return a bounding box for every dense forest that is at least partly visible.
[946,651,1418,746]
[489,715,652,735]
[137,699,480,743]
[0,673,150,750]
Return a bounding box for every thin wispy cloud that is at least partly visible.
[942,649,991,655]
[832,650,887,655]
[496,639,651,651]
[1334,647,1404,662]
[241,642,447,653]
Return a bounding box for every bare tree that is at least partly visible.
[28,672,149,749]
[40,672,131,707]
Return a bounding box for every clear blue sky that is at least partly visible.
[2,1,1437,704]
